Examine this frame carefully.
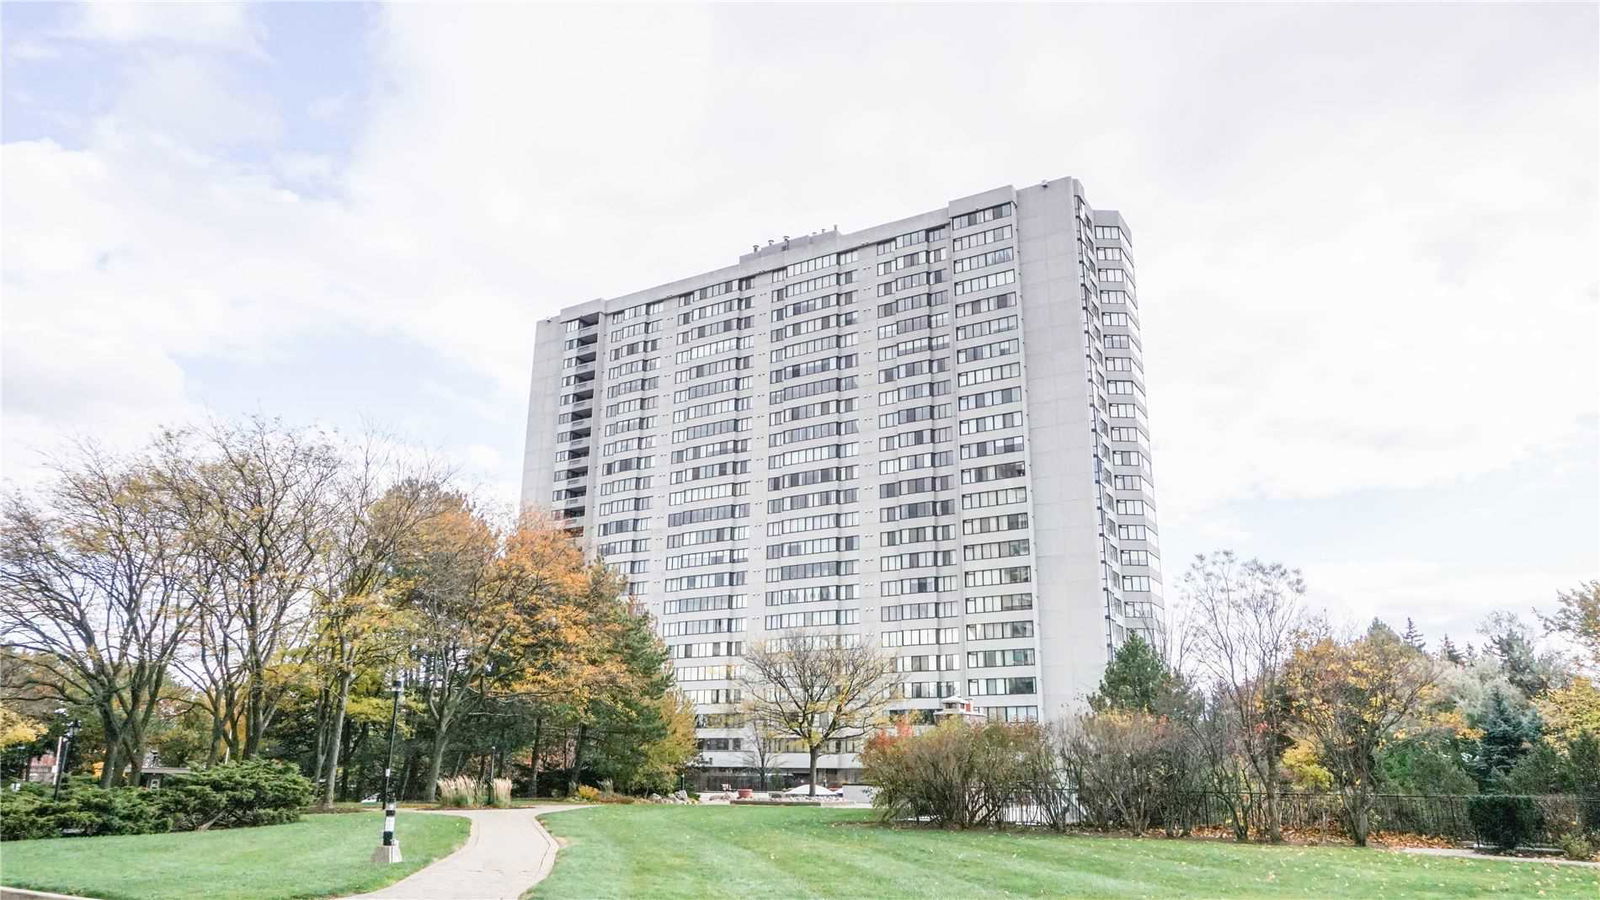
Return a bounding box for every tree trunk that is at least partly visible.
[808,745,819,797]
[1264,780,1283,843]
[310,685,330,790]
[567,723,588,797]
[244,687,261,758]
[528,717,543,799]
[1346,788,1371,847]
[123,726,146,784]
[98,706,124,788]
[398,750,415,802]
[425,730,447,802]
[319,672,354,809]
[205,712,225,767]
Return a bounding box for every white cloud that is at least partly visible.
[5,38,62,61]
[114,54,283,147]
[1304,559,1592,649]
[306,94,347,122]
[69,2,261,54]
[3,0,1596,574]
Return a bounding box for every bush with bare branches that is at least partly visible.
[861,717,1056,828]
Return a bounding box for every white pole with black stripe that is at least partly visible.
[371,675,404,863]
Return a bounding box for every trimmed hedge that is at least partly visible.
[0,760,312,841]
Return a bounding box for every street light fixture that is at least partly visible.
[371,674,404,864]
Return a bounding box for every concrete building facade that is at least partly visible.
[522,177,1161,782]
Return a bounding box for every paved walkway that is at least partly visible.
[349,805,587,900]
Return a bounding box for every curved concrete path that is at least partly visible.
[349,805,586,900]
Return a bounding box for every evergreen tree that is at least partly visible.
[1088,633,1179,715]
[1402,618,1426,651]
[1480,613,1552,697]
[1438,634,1465,666]
[1368,618,1400,642]
[1469,686,1542,788]
[1567,732,1600,797]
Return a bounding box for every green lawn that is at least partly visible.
[533,806,1600,899]
[0,811,470,900]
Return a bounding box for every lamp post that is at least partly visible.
[371,675,404,863]
[51,710,78,802]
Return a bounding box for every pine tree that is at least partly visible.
[1438,634,1465,666]
[1402,618,1426,651]
[1469,686,1542,788]
[1088,633,1180,715]
[1482,614,1551,697]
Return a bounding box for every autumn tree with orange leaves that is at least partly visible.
[397,501,592,800]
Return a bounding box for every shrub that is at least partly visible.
[1467,795,1543,851]
[1559,834,1595,861]
[437,776,480,808]
[0,761,310,840]
[861,717,1056,829]
[0,787,54,840]
[487,778,512,808]
[1054,711,1187,836]
[158,760,312,830]
[0,783,167,840]
[68,783,171,835]
[575,784,602,803]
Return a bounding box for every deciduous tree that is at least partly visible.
[739,631,896,796]
[156,419,343,759]
[1533,676,1600,747]
[1542,580,1600,674]
[398,505,588,800]
[738,707,784,790]
[1284,625,1439,845]
[1,445,202,784]
[308,456,446,807]
[1180,551,1306,842]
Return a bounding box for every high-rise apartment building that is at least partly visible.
[522,177,1160,782]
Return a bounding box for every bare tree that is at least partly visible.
[0,443,202,785]
[174,573,246,764]
[737,705,784,791]
[1180,550,1306,842]
[155,418,343,758]
[739,631,897,796]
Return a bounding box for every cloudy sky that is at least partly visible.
[3,3,1596,645]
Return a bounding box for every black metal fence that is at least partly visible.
[995,788,1600,847]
